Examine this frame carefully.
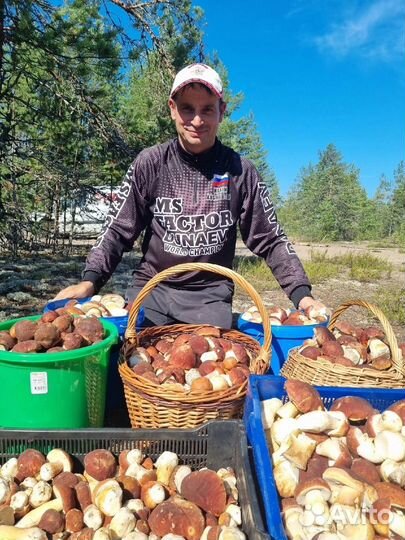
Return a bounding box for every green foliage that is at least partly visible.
[281,144,370,242]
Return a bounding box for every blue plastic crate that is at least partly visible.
[243,375,405,540]
[237,314,328,375]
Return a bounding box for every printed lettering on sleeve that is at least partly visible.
[258,182,296,255]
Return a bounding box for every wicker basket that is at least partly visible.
[280,299,404,388]
[119,262,271,428]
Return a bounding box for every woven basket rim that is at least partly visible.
[120,324,267,404]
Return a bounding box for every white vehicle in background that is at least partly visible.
[31,186,119,239]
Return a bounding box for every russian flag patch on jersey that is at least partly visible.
[212,173,230,187]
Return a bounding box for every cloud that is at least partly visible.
[313,0,405,61]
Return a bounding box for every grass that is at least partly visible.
[374,286,405,326]
[233,250,393,291]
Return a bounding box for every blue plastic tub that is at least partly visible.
[237,315,328,375]
[243,375,405,539]
[44,297,145,336]
[44,298,145,412]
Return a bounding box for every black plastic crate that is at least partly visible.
[0,420,269,540]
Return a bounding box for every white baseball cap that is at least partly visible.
[170,63,223,99]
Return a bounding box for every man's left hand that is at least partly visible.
[298,296,331,320]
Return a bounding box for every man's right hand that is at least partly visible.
[52,281,95,301]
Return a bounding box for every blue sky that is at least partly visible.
[194,0,405,197]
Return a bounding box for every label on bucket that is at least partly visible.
[30,372,48,394]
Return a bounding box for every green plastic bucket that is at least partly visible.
[0,315,118,429]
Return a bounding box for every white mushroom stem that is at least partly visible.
[39,462,63,481]
[126,449,144,465]
[368,411,402,436]
[282,432,317,470]
[226,504,242,526]
[261,398,283,429]
[329,503,362,527]
[15,498,63,528]
[0,478,11,505]
[122,533,149,540]
[155,451,179,486]
[10,491,29,513]
[273,459,299,498]
[283,505,306,540]
[28,481,52,508]
[316,438,350,466]
[296,411,346,435]
[389,510,405,537]
[83,504,104,530]
[93,529,113,540]
[172,465,192,493]
[374,431,405,461]
[109,507,136,539]
[142,481,166,509]
[277,401,299,419]
[0,526,47,540]
[0,459,18,481]
[123,498,145,514]
[218,527,246,540]
[380,459,405,486]
[271,418,298,446]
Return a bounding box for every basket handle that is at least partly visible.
[125,262,272,355]
[328,299,403,376]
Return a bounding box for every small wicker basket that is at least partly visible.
[280,299,404,388]
[119,262,272,429]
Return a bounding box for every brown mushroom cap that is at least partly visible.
[180,469,227,516]
[284,380,324,413]
[314,327,336,346]
[116,475,141,500]
[330,396,375,422]
[12,340,41,353]
[34,323,61,349]
[83,449,116,481]
[0,331,16,350]
[300,346,322,360]
[387,399,405,423]
[38,509,65,534]
[74,317,104,344]
[351,458,381,484]
[299,454,329,483]
[375,482,405,509]
[169,344,197,370]
[10,320,38,341]
[65,508,84,533]
[322,340,345,358]
[188,335,210,356]
[16,449,46,481]
[294,477,331,505]
[148,496,205,540]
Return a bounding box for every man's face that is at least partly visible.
[169,84,226,154]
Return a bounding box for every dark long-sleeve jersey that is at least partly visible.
[83,138,312,307]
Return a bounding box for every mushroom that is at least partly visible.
[181,469,227,517]
[0,526,47,539]
[148,496,205,540]
[281,431,317,470]
[0,459,18,482]
[365,411,402,437]
[29,480,53,508]
[16,450,46,482]
[295,477,331,515]
[380,459,405,487]
[155,452,179,486]
[93,479,123,517]
[260,398,283,430]
[284,380,324,413]
[84,450,116,481]
[140,481,166,509]
[93,529,113,540]
[109,507,136,539]
[315,439,352,468]
[330,396,375,423]
[322,467,365,507]
[40,449,73,481]
[65,508,84,533]
[273,459,300,498]
[37,509,64,534]
[15,499,63,528]
[388,399,405,423]
[83,504,103,530]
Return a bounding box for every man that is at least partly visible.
[54,63,325,327]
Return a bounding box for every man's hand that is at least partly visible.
[298,296,331,320]
[52,281,95,301]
